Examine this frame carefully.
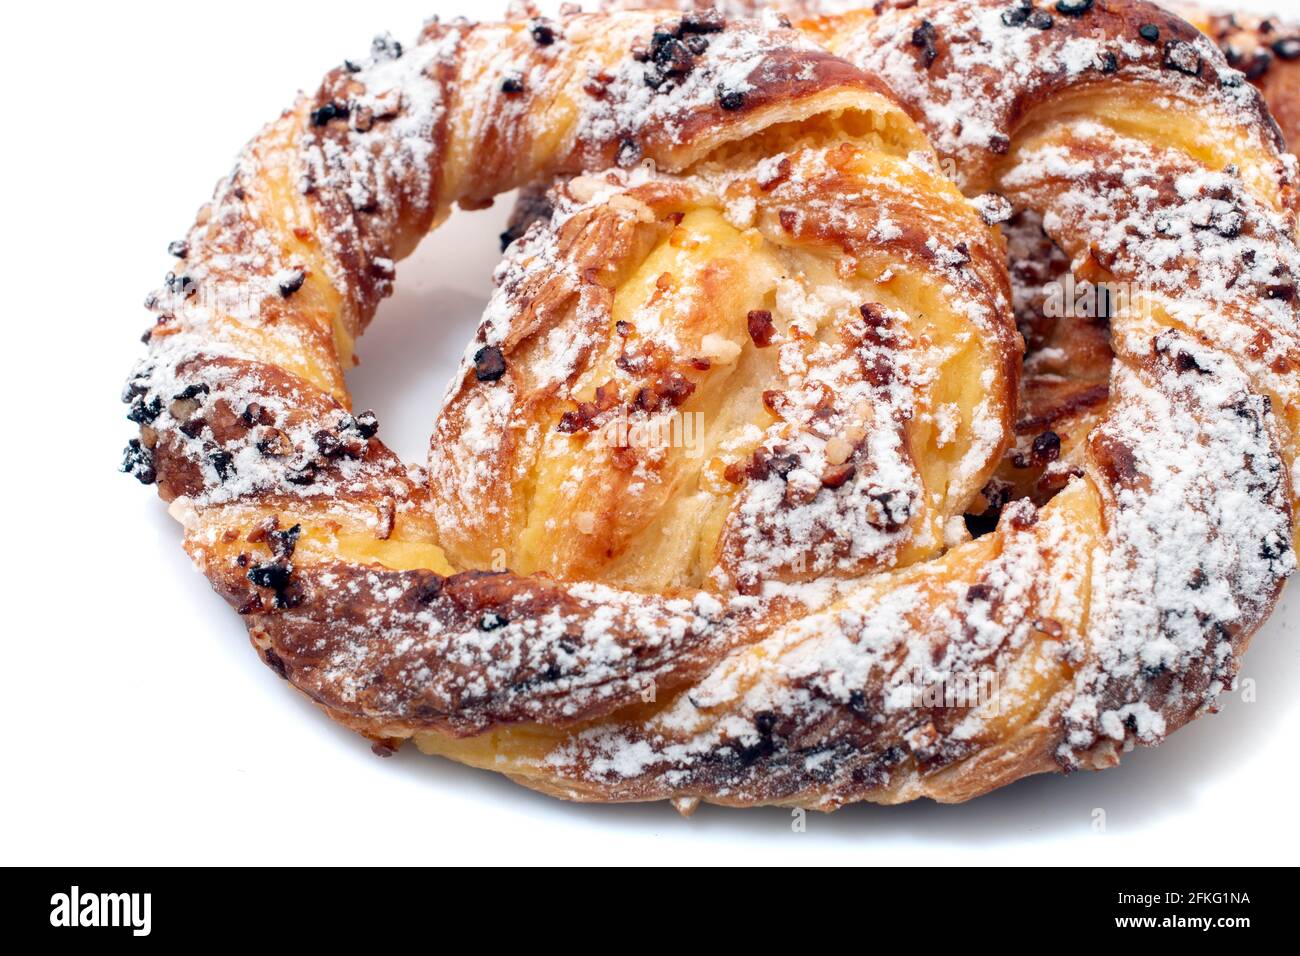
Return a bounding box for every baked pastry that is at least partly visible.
[124,1,1298,809]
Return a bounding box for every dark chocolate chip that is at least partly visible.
[310,102,348,126]
[352,410,379,439]
[410,576,443,605]
[207,448,235,481]
[241,402,272,427]
[1138,23,1160,43]
[1260,533,1290,562]
[733,731,775,766]
[501,73,525,94]
[278,268,306,297]
[166,272,196,298]
[1054,0,1092,15]
[616,138,642,168]
[643,66,668,90]
[268,523,301,560]
[127,395,162,425]
[1140,663,1167,681]
[1162,40,1201,76]
[247,563,289,590]
[1001,4,1030,28]
[717,85,746,110]
[911,20,938,67]
[1244,49,1274,80]
[769,453,800,479]
[474,345,507,382]
[178,417,206,439]
[1273,38,1300,61]
[1031,430,1061,464]
[285,459,317,485]
[313,427,343,459]
[1213,210,1244,238]
[680,11,724,35]
[173,383,209,402]
[870,490,912,531]
[651,34,694,76]
[247,561,293,607]
[530,20,556,46]
[685,34,709,55]
[371,33,403,61]
[121,439,156,485]
[167,239,189,259]
[1174,350,1208,374]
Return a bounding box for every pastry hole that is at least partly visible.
[961,212,1116,537]
[348,198,517,464]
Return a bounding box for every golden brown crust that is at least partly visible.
[223,562,748,736]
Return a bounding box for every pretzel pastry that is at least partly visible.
[124,1,1298,809]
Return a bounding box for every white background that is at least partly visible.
[2,0,1297,865]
